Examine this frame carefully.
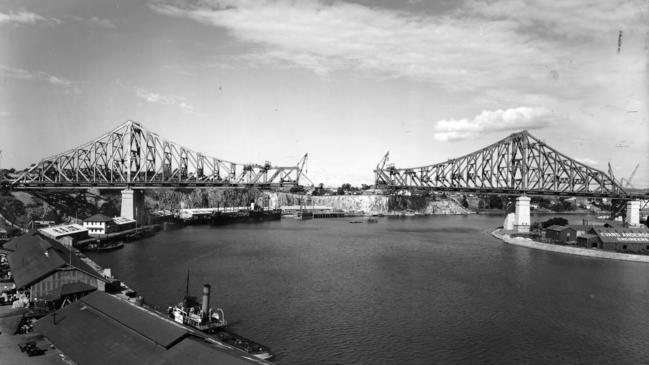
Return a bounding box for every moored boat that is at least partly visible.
[168,277,273,361]
[81,240,124,252]
[168,283,226,332]
[213,330,273,361]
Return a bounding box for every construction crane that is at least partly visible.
[296,153,314,186]
[377,151,390,170]
[622,163,640,188]
[609,162,640,189]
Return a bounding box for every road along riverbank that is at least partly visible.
[492,229,649,264]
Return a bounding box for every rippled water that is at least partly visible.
[88,215,649,364]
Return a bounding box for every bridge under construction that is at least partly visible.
[4,121,646,230]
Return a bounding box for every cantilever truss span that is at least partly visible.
[375,130,638,199]
[12,121,309,189]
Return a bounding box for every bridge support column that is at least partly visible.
[625,200,640,227]
[120,189,145,224]
[514,196,531,233]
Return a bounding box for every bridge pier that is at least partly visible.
[120,189,145,224]
[625,200,640,227]
[514,196,531,233]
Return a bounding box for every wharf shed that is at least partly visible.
[545,225,577,243]
[38,223,88,242]
[5,230,108,301]
[588,227,649,253]
[34,291,272,365]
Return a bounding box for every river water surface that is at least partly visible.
[88,215,649,364]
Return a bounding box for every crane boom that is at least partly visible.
[626,163,640,188]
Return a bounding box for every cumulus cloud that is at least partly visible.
[135,87,195,114]
[0,10,60,25]
[149,0,644,95]
[88,16,116,28]
[149,0,554,90]
[0,64,78,93]
[575,157,598,166]
[433,107,551,142]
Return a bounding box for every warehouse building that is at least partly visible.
[545,225,577,244]
[577,227,649,253]
[34,291,271,365]
[5,230,108,303]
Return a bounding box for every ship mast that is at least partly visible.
[185,270,190,298]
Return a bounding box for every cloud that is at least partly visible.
[135,87,195,114]
[0,64,78,93]
[433,106,551,142]
[149,0,643,95]
[88,16,116,28]
[149,0,552,89]
[0,10,60,26]
[575,157,598,166]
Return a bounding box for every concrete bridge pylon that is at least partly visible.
[514,196,531,233]
[625,200,640,227]
[120,188,145,224]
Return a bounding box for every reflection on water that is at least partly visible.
[89,215,649,364]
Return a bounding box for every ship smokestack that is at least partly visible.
[202,284,211,314]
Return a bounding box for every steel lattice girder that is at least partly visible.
[12,121,308,189]
[375,130,641,199]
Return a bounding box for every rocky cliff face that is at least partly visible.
[141,189,469,215]
[266,192,470,215]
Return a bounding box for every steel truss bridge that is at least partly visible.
[375,130,645,201]
[10,121,310,190]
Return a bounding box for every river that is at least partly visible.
[88,215,649,364]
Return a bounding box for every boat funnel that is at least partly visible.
[202,284,211,314]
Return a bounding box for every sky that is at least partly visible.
[1,0,648,187]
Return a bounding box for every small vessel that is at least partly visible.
[169,276,273,361]
[96,241,124,252]
[82,240,124,252]
[367,218,378,223]
[214,330,273,361]
[168,281,226,332]
[297,211,313,220]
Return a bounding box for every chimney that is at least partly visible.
[202,284,211,314]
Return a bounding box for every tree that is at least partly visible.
[541,217,569,228]
[488,195,503,209]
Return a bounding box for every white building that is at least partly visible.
[83,214,115,236]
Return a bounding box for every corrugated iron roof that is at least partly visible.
[35,295,166,365]
[34,291,272,365]
[41,282,97,302]
[81,292,188,349]
[39,224,87,239]
[112,216,136,225]
[590,227,649,244]
[7,232,103,288]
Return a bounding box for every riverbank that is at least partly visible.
[491,229,649,264]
